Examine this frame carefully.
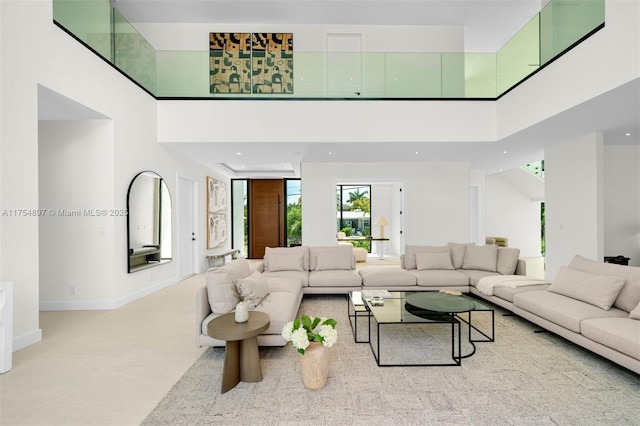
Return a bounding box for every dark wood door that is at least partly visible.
[249,179,284,259]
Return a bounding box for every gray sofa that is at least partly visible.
[511,255,639,375]
[254,245,363,294]
[359,243,527,291]
[196,257,303,347]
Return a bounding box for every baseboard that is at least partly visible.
[13,329,42,352]
[39,277,179,311]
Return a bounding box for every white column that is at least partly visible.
[0,281,13,373]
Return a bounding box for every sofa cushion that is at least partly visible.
[359,267,417,287]
[411,269,470,287]
[404,245,450,270]
[513,290,628,333]
[448,242,474,269]
[264,246,309,271]
[415,251,454,270]
[264,277,303,294]
[580,318,640,360]
[237,270,270,308]
[548,266,626,310]
[630,302,640,320]
[462,245,498,272]
[206,271,239,314]
[309,270,362,287]
[263,270,309,287]
[254,291,302,336]
[314,250,353,271]
[310,246,355,270]
[492,284,552,303]
[211,256,252,281]
[497,247,520,275]
[459,270,500,286]
[265,251,304,272]
[568,255,640,312]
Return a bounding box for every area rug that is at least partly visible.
[143,295,640,425]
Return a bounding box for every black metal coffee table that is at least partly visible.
[350,291,494,366]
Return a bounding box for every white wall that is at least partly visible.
[486,171,542,258]
[545,133,604,279]
[38,120,116,306]
[301,162,470,252]
[134,23,464,53]
[1,1,226,348]
[603,144,640,266]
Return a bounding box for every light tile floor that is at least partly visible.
[1,274,208,426]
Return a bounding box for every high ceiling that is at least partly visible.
[48,1,639,177]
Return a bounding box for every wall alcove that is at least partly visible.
[127,171,172,272]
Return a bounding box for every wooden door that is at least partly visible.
[249,179,284,258]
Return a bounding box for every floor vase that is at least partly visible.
[299,342,329,390]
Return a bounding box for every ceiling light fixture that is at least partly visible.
[625,132,631,136]
[235,152,243,156]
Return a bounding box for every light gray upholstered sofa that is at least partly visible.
[505,255,639,375]
[196,257,303,347]
[359,243,527,292]
[254,245,363,294]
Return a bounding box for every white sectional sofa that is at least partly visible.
[508,255,640,375]
[196,257,303,347]
[359,243,528,291]
[254,245,363,294]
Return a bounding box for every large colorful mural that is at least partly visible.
[209,32,293,94]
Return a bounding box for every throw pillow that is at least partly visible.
[462,245,498,272]
[629,302,640,320]
[404,245,450,270]
[315,251,352,271]
[236,271,270,309]
[265,251,304,272]
[214,256,251,281]
[448,242,474,269]
[206,270,239,314]
[497,247,521,275]
[415,251,454,270]
[548,266,626,310]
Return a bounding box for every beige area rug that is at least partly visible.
[143,295,640,425]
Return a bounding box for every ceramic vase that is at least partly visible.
[234,301,249,323]
[299,342,329,390]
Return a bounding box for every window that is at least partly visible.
[285,179,302,247]
[337,184,371,252]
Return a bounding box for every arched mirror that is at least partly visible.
[127,171,172,272]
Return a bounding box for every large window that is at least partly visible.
[285,179,302,247]
[337,184,371,252]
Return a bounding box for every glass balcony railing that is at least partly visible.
[52,0,604,100]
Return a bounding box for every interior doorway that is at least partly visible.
[177,175,198,278]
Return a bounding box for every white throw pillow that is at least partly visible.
[404,245,450,270]
[630,302,640,320]
[548,266,626,310]
[236,271,270,309]
[206,271,239,314]
[497,247,520,275]
[315,251,352,271]
[265,251,304,272]
[448,242,474,269]
[462,245,498,272]
[415,251,454,270]
[214,257,251,281]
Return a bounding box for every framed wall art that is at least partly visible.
[206,177,227,249]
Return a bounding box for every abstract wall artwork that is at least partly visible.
[206,177,227,249]
[209,32,293,94]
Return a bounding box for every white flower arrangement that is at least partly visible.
[281,314,338,355]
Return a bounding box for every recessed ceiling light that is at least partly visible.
[328,152,332,155]
[503,151,508,154]
[235,152,243,156]
[625,132,631,136]
[415,151,419,155]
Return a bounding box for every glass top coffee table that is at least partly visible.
[348,291,494,366]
